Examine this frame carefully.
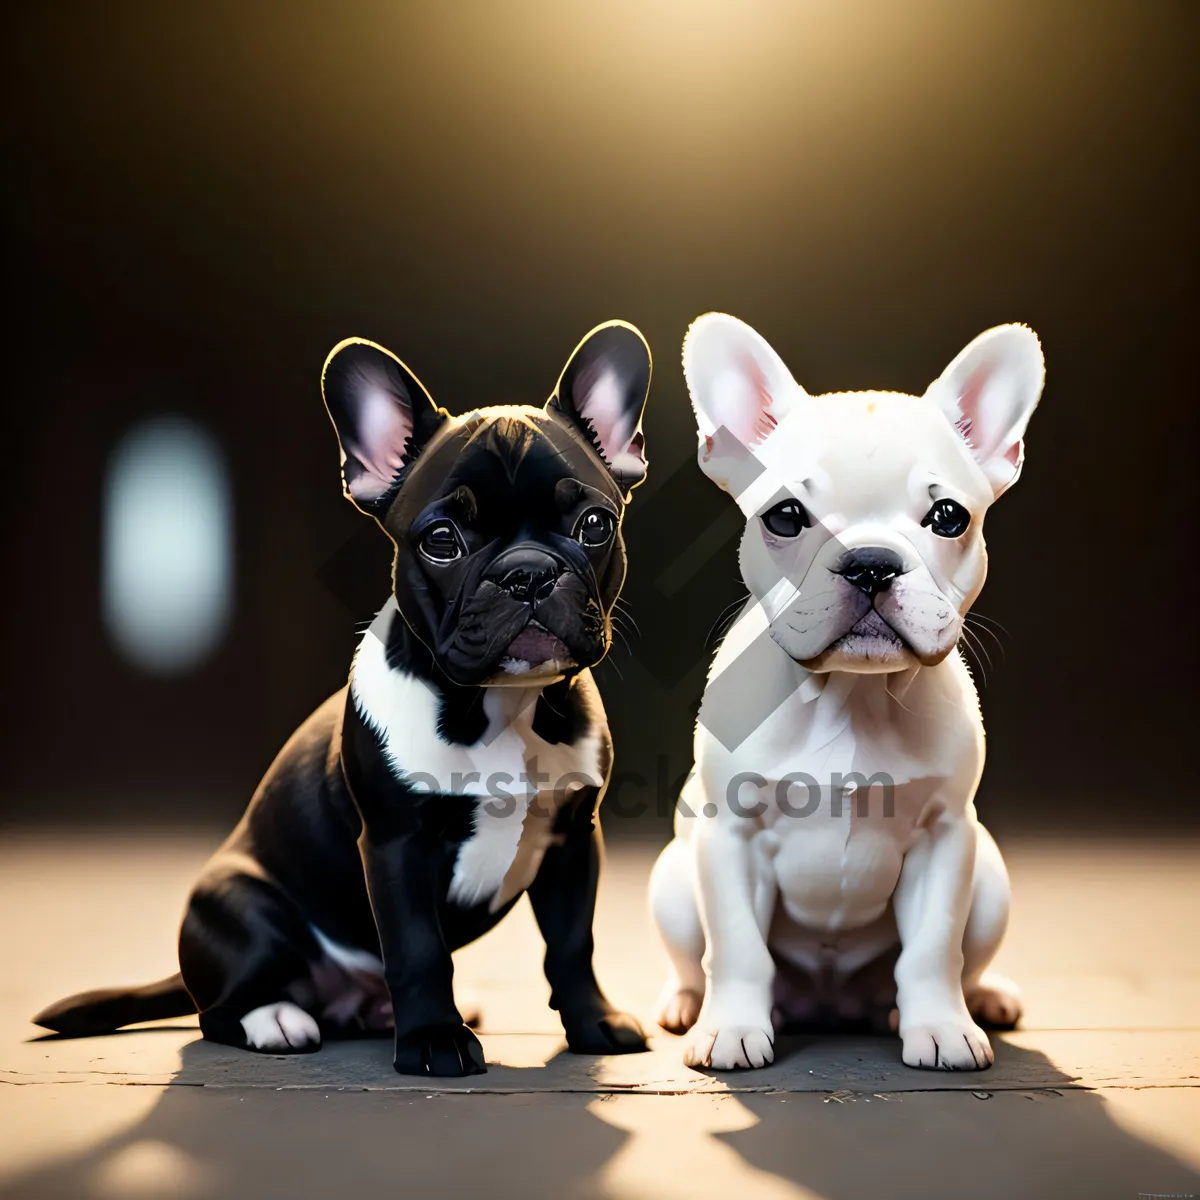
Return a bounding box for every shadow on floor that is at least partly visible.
[719,1040,1200,1200]
[0,1037,622,1199]
[4,1033,1199,1200]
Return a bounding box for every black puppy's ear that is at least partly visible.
[547,321,651,499]
[322,339,447,513]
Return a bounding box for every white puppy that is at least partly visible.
[650,314,1044,1071]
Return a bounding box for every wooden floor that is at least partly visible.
[1,829,1197,1199]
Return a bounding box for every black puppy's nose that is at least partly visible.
[837,548,905,597]
[498,566,557,603]
[487,547,561,604]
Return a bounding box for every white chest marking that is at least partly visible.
[350,600,605,909]
[693,604,983,937]
[702,603,980,788]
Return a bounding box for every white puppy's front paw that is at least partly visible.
[683,1022,775,1070]
[901,1017,993,1071]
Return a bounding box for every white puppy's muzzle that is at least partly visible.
[764,525,961,671]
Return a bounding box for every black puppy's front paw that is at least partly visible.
[393,1023,487,1077]
[563,1009,648,1056]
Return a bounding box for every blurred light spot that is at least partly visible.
[103,417,232,674]
[590,1094,818,1199]
[94,1138,214,1198]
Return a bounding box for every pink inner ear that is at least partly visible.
[724,352,778,446]
[577,366,645,468]
[949,358,1027,490]
[960,363,990,414]
[347,387,412,500]
[955,361,1004,456]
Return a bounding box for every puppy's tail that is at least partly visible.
[32,974,194,1037]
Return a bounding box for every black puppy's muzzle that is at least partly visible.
[491,544,606,662]
[440,542,610,682]
[486,547,562,605]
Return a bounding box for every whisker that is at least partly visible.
[958,624,991,686]
[965,618,1006,663]
[966,610,1012,637]
[884,676,917,716]
[598,655,625,681]
[610,612,636,636]
[707,590,752,650]
[612,599,641,638]
[964,613,1006,660]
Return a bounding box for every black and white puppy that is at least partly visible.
[35,321,653,1077]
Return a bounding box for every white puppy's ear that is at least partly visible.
[683,313,803,488]
[926,324,1045,498]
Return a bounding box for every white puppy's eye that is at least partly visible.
[761,499,811,538]
[418,520,465,562]
[922,498,971,538]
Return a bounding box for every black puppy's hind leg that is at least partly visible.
[180,866,324,1054]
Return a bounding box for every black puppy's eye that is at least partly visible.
[576,507,617,547]
[418,520,464,563]
[761,499,811,538]
[922,498,971,539]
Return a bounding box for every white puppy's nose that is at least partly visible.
[836,547,905,597]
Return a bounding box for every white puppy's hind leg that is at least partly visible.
[962,824,1022,1029]
[649,838,706,1034]
[749,830,781,937]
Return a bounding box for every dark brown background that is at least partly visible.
[3,0,1195,834]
